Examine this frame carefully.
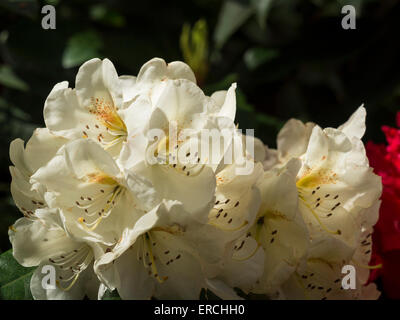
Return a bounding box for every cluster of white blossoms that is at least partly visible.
[8,57,382,300]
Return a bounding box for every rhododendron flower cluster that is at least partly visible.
[8,58,382,300]
[367,112,400,299]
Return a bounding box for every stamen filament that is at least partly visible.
[78,187,123,231]
[56,273,80,291]
[351,260,383,270]
[145,233,168,283]
[299,196,341,235]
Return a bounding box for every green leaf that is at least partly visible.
[180,19,209,86]
[244,47,279,70]
[250,0,273,29]
[62,30,103,69]
[90,4,126,28]
[0,250,36,300]
[102,289,121,300]
[0,65,29,91]
[44,0,59,5]
[213,0,254,49]
[256,113,284,130]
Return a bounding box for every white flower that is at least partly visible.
[201,141,266,298]
[9,57,245,300]
[263,107,381,248]
[30,138,156,246]
[254,106,382,299]
[264,201,380,300]
[94,200,228,299]
[116,58,200,167]
[208,83,237,122]
[8,55,383,301]
[244,159,309,296]
[9,128,66,218]
[208,160,263,236]
[294,107,381,249]
[276,118,315,165]
[119,77,237,221]
[275,235,380,300]
[350,201,381,287]
[44,58,129,157]
[9,130,102,299]
[122,57,196,105]
[120,80,237,167]
[9,209,102,300]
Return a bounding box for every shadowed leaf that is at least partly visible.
[0,250,35,300]
[62,30,103,69]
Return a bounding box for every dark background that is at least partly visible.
[0,0,399,254]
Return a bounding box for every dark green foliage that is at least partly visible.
[0,250,35,299]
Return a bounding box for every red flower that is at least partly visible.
[366,112,400,299]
